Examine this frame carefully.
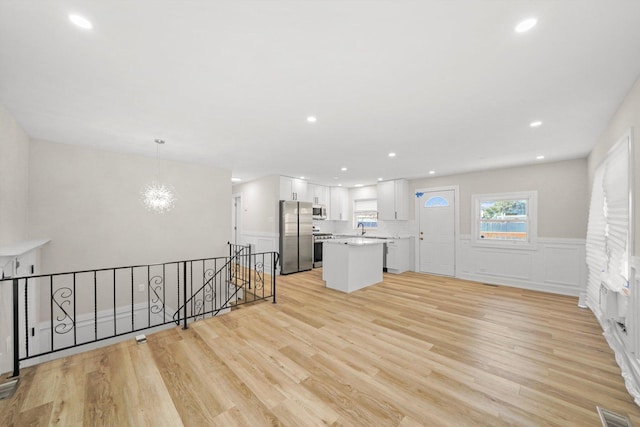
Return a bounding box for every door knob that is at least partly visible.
[420,237,424,240]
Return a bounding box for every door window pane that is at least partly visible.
[425,196,449,207]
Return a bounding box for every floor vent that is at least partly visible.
[0,378,19,400]
[597,406,633,427]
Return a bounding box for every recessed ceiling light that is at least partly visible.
[530,120,543,127]
[388,152,396,158]
[378,177,383,181]
[231,177,242,182]
[69,14,93,30]
[341,167,347,171]
[354,184,363,187]
[515,17,537,33]
[299,176,305,180]
[338,184,342,187]
[307,116,317,123]
[536,155,545,160]
[429,170,436,175]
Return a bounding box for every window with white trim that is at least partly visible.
[472,191,537,247]
[353,199,378,229]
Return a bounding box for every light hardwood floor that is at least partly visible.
[2,269,640,426]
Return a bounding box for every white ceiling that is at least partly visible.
[2,1,640,187]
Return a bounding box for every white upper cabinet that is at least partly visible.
[329,187,349,221]
[308,184,330,206]
[280,176,308,201]
[377,179,409,220]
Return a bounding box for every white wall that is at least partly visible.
[410,158,588,239]
[28,139,232,274]
[0,104,29,245]
[0,104,30,374]
[406,159,589,296]
[232,175,280,235]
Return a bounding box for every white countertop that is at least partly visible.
[326,237,387,246]
[332,234,414,241]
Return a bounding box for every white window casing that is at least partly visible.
[471,191,538,249]
[353,199,378,228]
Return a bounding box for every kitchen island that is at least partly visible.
[322,238,384,293]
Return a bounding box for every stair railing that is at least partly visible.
[0,243,278,378]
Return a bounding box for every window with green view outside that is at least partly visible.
[480,199,528,241]
[472,191,537,247]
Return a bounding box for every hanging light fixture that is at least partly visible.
[141,139,176,213]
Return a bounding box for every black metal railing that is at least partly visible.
[1,243,278,377]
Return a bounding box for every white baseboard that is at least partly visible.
[456,272,581,296]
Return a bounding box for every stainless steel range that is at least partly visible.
[312,233,334,268]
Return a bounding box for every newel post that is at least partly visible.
[12,278,20,377]
[182,261,188,330]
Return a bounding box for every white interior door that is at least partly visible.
[419,189,456,276]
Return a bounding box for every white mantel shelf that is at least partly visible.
[0,239,50,257]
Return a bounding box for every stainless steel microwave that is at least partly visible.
[312,205,327,220]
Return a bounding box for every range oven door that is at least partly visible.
[313,239,323,267]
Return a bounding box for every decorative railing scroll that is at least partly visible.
[3,244,278,378]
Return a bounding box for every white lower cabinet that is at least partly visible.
[385,237,413,274]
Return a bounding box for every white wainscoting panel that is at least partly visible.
[239,232,280,274]
[457,235,586,296]
[475,249,533,281]
[239,232,278,253]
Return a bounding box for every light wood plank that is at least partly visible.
[2,269,640,425]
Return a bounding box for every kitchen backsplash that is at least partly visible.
[313,219,416,237]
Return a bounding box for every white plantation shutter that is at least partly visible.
[586,134,631,307]
[586,167,607,307]
[602,143,630,292]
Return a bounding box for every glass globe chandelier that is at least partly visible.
[141,139,176,213]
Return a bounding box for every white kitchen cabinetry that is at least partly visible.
[329,187,349,221]
[377,179,409,220]
[386,237,413,274]
[308,184,330,206]
[280,176,308,201]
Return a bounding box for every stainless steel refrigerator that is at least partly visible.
[279,200,313,274]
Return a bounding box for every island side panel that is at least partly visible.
[346,243,383,292]
[323,241,383,293]
[323,242,350,292]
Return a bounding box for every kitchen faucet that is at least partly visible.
[357,222,366,236]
